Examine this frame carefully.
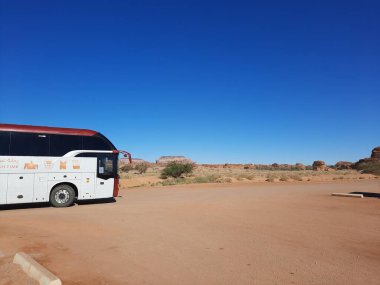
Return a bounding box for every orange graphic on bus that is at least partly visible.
[44,160,53,169]
[24,161,38,170]
[73,160,80,170]
[60,161,67,170]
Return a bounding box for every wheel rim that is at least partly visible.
[55,189,70,204]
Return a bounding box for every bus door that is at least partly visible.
[95,154,117,199]
[7,173,34,204]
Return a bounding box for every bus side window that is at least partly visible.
[0,131,10,155]
[10,132,49,156]
[50,134,83,156]
[83,136,112,150]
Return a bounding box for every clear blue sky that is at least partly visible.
[0,1,379,164]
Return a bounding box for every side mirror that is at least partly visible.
[118,150,132,164]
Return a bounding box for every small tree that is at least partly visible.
[120,164,134,173]
[135,163,149,174]
[161,162,194,179]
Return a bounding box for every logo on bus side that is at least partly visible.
[72,160,80,170]
[0,158,19,169]
[24,161,38,170]
[44,160,53,170]
[60,161,67,170]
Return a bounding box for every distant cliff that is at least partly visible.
[156,156,193,164]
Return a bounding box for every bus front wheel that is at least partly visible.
[50,185,75,207]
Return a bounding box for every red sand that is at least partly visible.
[1,180,379,285]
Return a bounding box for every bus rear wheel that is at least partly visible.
[50,185,75,207]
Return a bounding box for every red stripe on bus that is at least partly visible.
[0,124,97,136]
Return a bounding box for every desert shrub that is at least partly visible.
[243,174,255,180]
[355,160,380,176]
[216,177,232,183]
[135,163,149,174]
[120,164,134,172]
[192,175,220,184]
[266,174,277,182]
[161,162,194,179]
[237,174,255,181]
[236,176,244,181]
[160,178,185,186]
[289,174,303,181]
[279,175,288,181]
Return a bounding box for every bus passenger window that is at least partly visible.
[50,135,83,156]
[0,131,10,155]
[10,132,49,156]
[83,136,112,150]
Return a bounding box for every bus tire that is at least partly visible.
[50,184,75,207]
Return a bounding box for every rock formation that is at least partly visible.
[312,160,326,171]
[371,147,380,160]
[156,156,193,164]
[335,161,353,170]
[295,163,306,170]
[120,158,149,164]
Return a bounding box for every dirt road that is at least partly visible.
[1,181,379,285]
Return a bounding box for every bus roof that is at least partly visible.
[0,124,97,136]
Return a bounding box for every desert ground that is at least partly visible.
[1,180,379,285]
[120,164,377,188]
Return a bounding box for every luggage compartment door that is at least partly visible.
[0,174,7,204]
[6,174,34,204]
[33,173,48,202]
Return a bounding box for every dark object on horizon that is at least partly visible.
[312,160,326,171]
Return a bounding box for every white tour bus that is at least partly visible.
[0,124,131,207]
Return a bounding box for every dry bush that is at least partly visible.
[216,177,232,183]
[236,174,255,181]
[266,174,277,182]
[289,174,303,181]
[279,175,288,181]
[160,178,185,186]
[135,163,149,174]
[192,175,220,184]
[120,164,134,173]
[161,162,194,179]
